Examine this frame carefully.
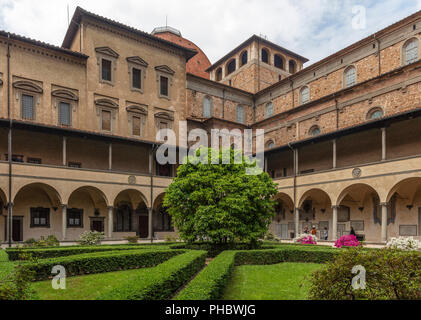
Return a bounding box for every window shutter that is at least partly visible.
[102,110,111,131]
[132,116,141,136]
[22,94,34,120]
[59,102,71,126]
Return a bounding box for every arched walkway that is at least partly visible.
[152,193,174,240]
[336,183,381,242]
[385,178,421,238]
[114,189,149,239]
[271,192,295,239]
[12,183,62,242]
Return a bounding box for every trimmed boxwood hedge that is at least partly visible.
[175,251,236,300]
[97,250,207,300]
[170,243,275,258]
[6,245,171,261]
[176,247,338,300]
[24,249,184,281]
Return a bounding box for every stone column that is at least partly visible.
[108,206,114,239]
[62,205,67,241]
[381,203,388,242]
[62,136,67,167]
[332,139,337,169]
[108,143,113,171]
[148,208,153,240]
[332,206,339,241]
[381,127,387,161]
[294,208,300,238]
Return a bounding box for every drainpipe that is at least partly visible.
[222,88,226,118]
[288,142,298,238]
[7,33,12,247]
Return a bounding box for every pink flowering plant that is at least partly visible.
[334,235,360,248]
[295,234,317,245]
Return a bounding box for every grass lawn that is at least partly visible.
[31,267,156,300]
[223,262,321,300]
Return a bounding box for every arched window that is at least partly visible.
[403,38,419,65]
[300,86,310,104]
[240,51,248,66]
[367,107,384,120]
[344,66,357,87]
[203,96,212,118]
[226,59,236,75]
[261,48,269,64]
[236,105,245,124]
[289,60,297,74]
[309,126,321,137]
[266,140,275,149]
[216,68,223,81]
[265,102,274,118]
[274,54,284,69]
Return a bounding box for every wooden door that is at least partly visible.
[12,218,22,242]
[138,216,148,239]
[92,220,104,233]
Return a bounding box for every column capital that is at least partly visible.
[380,202,389,207]
[107,206,114,210]
[332,205,340,210]
[61,204,68,209]
[6,202,14,209]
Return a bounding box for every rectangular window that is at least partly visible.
[22,94,34,120]
[132,68,141,89]
[5,154,24,163]
[236,106,245,124]
[132,116,141,136]
[59,102,71,126]
[67,209,83,228]
[27,158,42,164]
[160,76,169,96]
[101,59,112,81]
[30,208,50,228]
[68,162,82,168]
[101,110,112,131]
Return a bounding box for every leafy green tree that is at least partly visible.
[164,148,278,245]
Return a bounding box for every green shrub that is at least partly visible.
[308,247,421,300]
[23,239,38,248]
[23,249,183,281]
[98,250,206,300]
[176,251,236,300]
[125,236,139,244]
[22,235,60,248]
[45,235,60,247]
[6,244,172,261]
[170,242,271,258]
[79,231,105,246]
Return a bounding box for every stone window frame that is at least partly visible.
[261,47,270,64]
[127,56,148,94]
[265,102,274,119]
[226,58,237,75]
[366,106,384,121]
[13,80,43,122]
[52,88,79,127]
[402,37,420,66]
[95,98,119,132]
[154,108,175,142]
[266,139,275,149]
[240,50,248,67]
[299,85,310,105]
[202,95,214,118]
[343,65,357,88]
[67,208,84,228]
[155,65,175,100]
[309,125,321,137]
[95,47,119,86]
[274,54,285,70]
[126,104,148,138]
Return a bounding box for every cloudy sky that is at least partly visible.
[0,0,420,66]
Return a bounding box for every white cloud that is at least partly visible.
[0,0,419,66]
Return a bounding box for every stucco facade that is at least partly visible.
[1,7,421,244]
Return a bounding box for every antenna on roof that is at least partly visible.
[259,33,268,40]
[166,15,168,27]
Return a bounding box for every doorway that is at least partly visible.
[12,217,23,242]
[138,216,148,238]
[91,219,104,233]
